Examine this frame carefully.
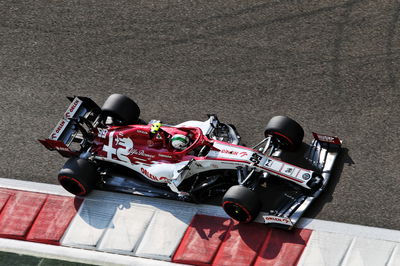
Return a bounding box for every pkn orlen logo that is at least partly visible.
[140,168,168,182]
[221,149,238,155]
[239,151,248,157]
[263,216,291,224]
[64,99,80,119]
[220,150,248,157]
[51,120,66,139]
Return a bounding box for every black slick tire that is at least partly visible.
[222,185,261,223]
[58,157,99,196]
[264,116,304,151]
[101,94,140,125]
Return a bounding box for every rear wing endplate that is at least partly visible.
[38,96,100,157]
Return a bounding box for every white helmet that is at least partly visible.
[171,134,189,150]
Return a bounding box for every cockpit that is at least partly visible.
[126,125,208,159]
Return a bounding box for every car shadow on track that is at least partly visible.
[71,190,197,231]
[270,143,353,220]
[303,147,354,219]
[187,216,311,262]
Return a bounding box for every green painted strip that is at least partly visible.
[0,251,93,266]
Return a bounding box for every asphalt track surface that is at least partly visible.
[1,0,399,230]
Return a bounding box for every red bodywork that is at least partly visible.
[92,125,214,166]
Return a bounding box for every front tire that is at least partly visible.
[264,116,304,151]
[58,157,99,196]
[222,185,261,223]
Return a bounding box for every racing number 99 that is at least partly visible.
[98,128,108,139]
[250,153,262,166]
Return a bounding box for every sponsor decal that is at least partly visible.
[221,149,239,155]
[140,168,168,182]
[50,98,82,140]
[69,99,80,112]
[211,164,219,169]
[55,121,66,133]
[265,158,273,167]
[116,137,133,164]
[50,120,67,139]
[319,135,334,142]
[129,149,155,158]
[220,150,248,157]
[44,140,73,153]
[137,130,148,135]
[103,132,155,160]
[64,98,81,119]
[302,173,311,180]
[55,146,70,152]
[285,167,294,174]
[103,132,133,164]
[263,215,292,225]
[312,132,341,145]
[159,154,172,159]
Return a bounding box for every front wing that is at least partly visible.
[260,133,341,229]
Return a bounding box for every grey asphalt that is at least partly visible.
[1,0,399,230]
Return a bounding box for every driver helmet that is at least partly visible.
[150,121,162,133]
[171,134,189,150]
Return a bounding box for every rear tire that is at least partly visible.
[58,157,99,196]
[101,94,140,125]
[222,185,261,223]
[264,116,304,151]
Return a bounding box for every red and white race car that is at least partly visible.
[39,94,342,229]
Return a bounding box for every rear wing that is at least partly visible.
[38,96,101,157]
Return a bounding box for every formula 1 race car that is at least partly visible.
[39,94,341,229]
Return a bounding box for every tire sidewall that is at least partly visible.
[264,116,304,150]
[222,185,261,223]
[58,157,99,196]
[101,94,140,125]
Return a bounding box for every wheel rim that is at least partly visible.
[223,201,252,223]
[58,175,86,196]
[271,131,293,147]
